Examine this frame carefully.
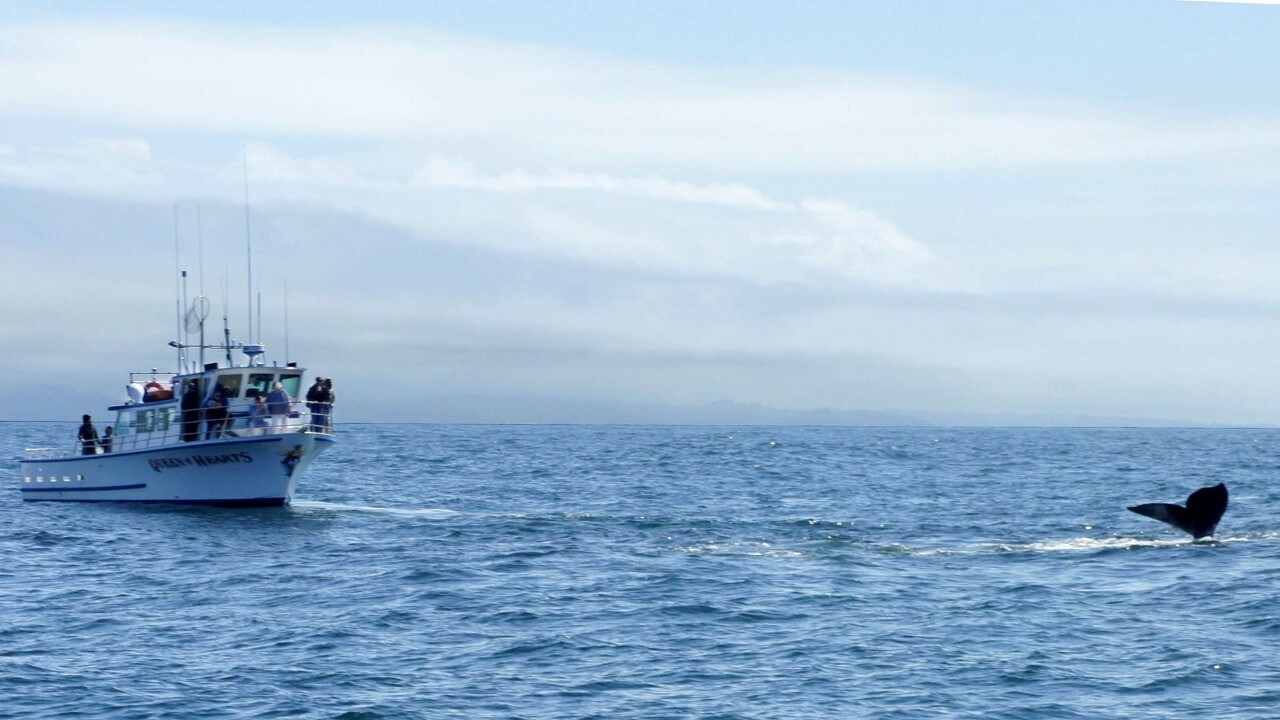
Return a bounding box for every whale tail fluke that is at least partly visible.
[1128,483,1228,539]
[1127,501,1191,532]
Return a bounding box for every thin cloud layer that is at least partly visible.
[2,18,1277,175]
[413,160,786,210]
[411,158,933,281]
[3,10,1280,424]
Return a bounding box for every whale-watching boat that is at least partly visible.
[19,296,335,506]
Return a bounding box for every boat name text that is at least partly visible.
[149,452,255,473]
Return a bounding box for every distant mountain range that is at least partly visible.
[8,383,1228,427]
[369,395,1219,428]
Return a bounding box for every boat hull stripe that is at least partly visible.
[21,483,147,493]
[21,496,285,507]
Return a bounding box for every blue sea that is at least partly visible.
[3,423,1279,719]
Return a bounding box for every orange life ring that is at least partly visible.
[143,381,174,402]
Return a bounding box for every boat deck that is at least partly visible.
[24,400,334,460]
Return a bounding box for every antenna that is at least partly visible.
[221,270,232,365]
[256,291,262,348]
[181,270,190,373]
[220,268,230,319]
[173,204,183,371]
[223,313,232,365]
[283,277,290,363]
[243,146,254,347]
[197,204,206,297]
[185,295,210,370]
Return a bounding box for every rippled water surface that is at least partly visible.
[4,424,1280,719]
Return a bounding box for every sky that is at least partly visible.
[3,0,1280,424]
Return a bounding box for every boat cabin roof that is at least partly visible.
[110,366,309,412]
[176,366,307,398]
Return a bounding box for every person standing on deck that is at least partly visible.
[316,377,334,431]
[100,426,114,453]
[180,380,201,442]
[306,378,324,432]
[78,415,99,455]
[266,381,291,433]
[205,388,229,439]
[247,390,270,436]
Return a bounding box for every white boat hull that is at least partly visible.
[20,433,334,506]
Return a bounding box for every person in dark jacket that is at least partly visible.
[78,414,99,455]
[205,387,229,439]
[319,377,335,431]
[100,426,114,453]
[181,380,202,442]
[306,378,324,432]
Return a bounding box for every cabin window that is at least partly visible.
[247,373,275,398]
[138,409,155,433]
[217,374,244,398]
[244,372,302,398]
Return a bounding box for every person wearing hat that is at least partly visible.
[319,377,335,431]
[305,377,325,432]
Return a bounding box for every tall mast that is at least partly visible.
[173,204,182,371]
[197,204,206,297]
[223,273,232,365]
[283,278,291,364]
[243,146,254,345]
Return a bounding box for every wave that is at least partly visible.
[911,533,1275,557]
[676,540,805,558]
[290,499,459,519]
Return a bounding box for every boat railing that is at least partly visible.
[24,401,334,460]
[128,371,177,383]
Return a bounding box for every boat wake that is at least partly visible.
[291,499,458,519]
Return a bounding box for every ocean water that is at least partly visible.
[3,423,1279,719]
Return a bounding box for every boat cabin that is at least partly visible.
[110,365,320,451]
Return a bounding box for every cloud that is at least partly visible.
[410,158,933,279]
[412,159,785,210]
[2,18,1278,177]
[5,14,1276,299]
[0,133,936,288]
[0,17,1274,291]
[5,13,1280,424]
[0,137,165,197]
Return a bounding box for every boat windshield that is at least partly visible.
[246,372,302,398]
[216,373,244,399]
